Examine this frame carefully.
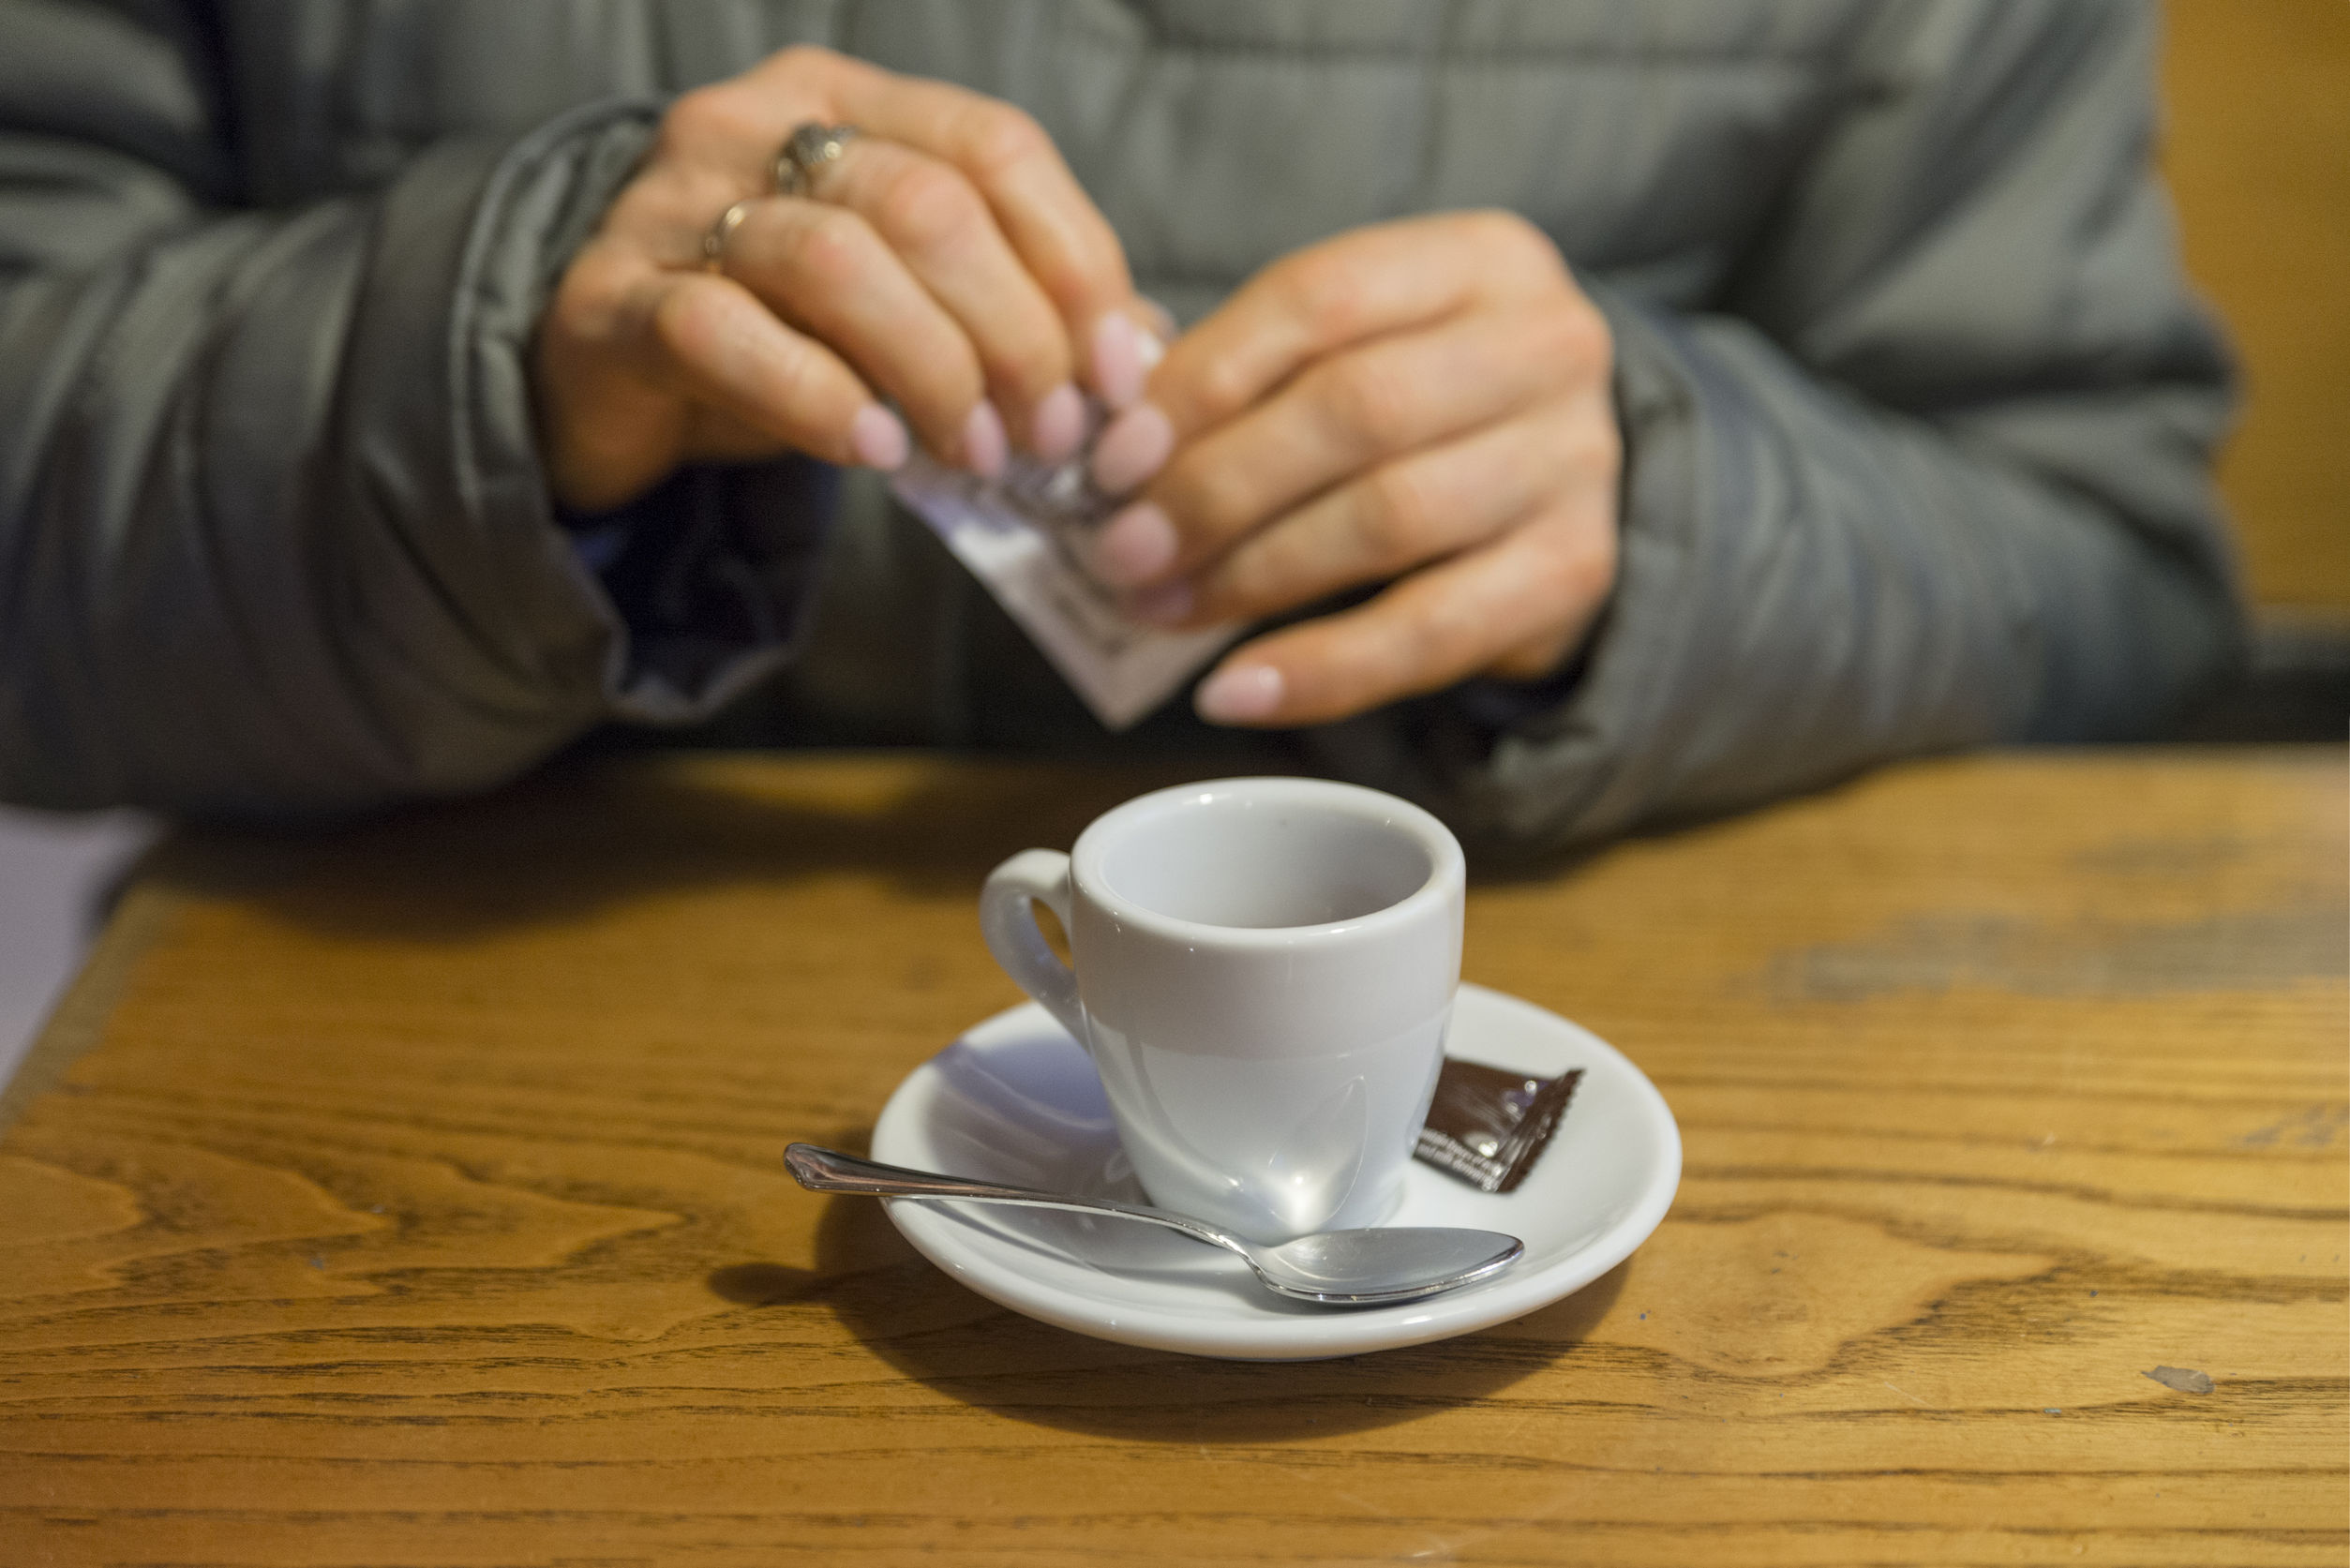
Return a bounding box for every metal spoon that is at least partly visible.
[785,1143,1524,1307]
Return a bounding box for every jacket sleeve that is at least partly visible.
[0,2,824,818]
[1307,0,2242,855]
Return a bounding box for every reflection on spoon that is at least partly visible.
[786,1143,1523,1307]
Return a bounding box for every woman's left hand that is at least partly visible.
[1083,211,1622,727]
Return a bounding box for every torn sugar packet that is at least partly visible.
[889,420,1238,730]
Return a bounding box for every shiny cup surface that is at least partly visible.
[980,777,1464,1242]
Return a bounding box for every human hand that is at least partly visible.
[1080,212,1620,727]
[535,46,1161,513]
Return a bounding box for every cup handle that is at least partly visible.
[980,849,1088,1046]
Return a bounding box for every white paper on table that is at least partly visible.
[890,440,1238,731]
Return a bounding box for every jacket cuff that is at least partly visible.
[507,110,845,725]
[1297,280,1702,858]
[335,101,667,786]
[361,97,844,762]
[1459,282,1710,847]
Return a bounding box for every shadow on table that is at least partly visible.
[133,753,1597,943]
[136,756,1264,941]
[708,1187,1626,1442]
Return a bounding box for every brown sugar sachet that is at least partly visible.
[1414,1058,1583,1194]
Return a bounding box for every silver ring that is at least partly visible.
[701,198,755,273]
[774,122,860,198]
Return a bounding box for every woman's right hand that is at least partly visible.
[535,46,1156,514]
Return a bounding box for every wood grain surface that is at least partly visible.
[1,750,2343,1567]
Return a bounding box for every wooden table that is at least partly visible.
[3,749,2343,1566]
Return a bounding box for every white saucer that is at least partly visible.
[869,982,1681,1360]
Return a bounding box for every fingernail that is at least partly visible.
[1195,663,1284,724]
[1090,502,1177,587]
[1031,382,1085,464]
[1092,314,1149,410]
[1089,403,1173,494]
[1125,580,1193,626]
[1137,295,1178,343]
[962,401,1008,479]
[850,405,909,470]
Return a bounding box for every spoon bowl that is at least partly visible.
[786,1143,1522,1306]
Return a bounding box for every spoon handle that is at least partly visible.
[785,1143,1237,1253]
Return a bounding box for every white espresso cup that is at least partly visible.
[979,777,1465,1243]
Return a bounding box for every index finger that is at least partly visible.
[1134,212,1568,452]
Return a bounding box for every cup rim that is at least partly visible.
[1069,776,1464,947]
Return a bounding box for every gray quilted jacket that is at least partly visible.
[0,0,2238,851]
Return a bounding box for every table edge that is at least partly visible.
[0,879,185,1135]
